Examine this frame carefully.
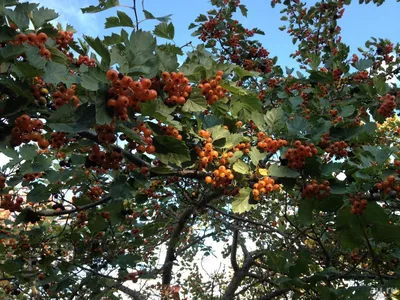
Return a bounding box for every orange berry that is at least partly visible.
[106,69,119,81]
[205,176,213,184]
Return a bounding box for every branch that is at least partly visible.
[116,284,146,300]
[161,191,220,287]
[133,0,139,31]
[222,255,258,300]
[258,288,291,300]
[231,227,240,272]
[78,131,150,168]
[35,195,112,217]
[359,216,384,284]
[79,131,211,179]
[207,205,286,237]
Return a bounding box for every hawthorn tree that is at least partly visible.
[0,0,400,299]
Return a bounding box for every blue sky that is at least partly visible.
[35,0,399,69]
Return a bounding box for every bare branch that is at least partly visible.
[35,196,113,217]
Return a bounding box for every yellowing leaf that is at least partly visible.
[258,168,268,176]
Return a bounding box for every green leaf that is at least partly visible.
[94,86,113,125]
[361,202,389,225]
[105,11,134,28]
[373,76,390,95]
[153,136,190,167]
[117,123,142,143]
[47,103,95,133]
[5,3,38,30]
[251,111,267,131]
[110,175,135,199]
[298,199,314,224]
[372,224,400,246]
[27,184,50,203]
[154,22,175,40]
[0,43,24,60]
[156,47,178,72]
[268,164,299,178]
[354,59,373,71]
[126,30,158,78]
[83,35,110,67]
[149,166,175,175]
[239,5,248,17]
[81,66,108,91]
[116,254,141,268]
[143,10,172,22]
[289,96,303,109]
[24,44,47,69]
[42,62,70,84]
[82,0,119,13]
[264,107,285,133]
[158,43,183,56]
[339,105,355,118]
[20,144,37,160]
[0,26,17,42]
[362,145,391,165]
[231,96,262,121]
[182,97,207,113]
[11,61,43,78]
[232,187,254,214]
[233,159,250,175]
[248,147,266,167]
[287,116,309,136]
[31,6,59,29]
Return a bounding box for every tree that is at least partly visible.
[0,0,400,299]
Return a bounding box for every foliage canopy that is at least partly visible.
[0,0,400,299]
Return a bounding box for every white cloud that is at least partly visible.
[32,0,101,37]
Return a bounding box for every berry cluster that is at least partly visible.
[52,84,79,109]
[199,71,226,105]
[349,193,368,215]
[302,180,331,199]
[378,93,396,118]
[196,130,219,168]
[326,141,348,158]
[55,31,74,51]
[252,176,280,201]
[233,142,251,154]
[160,124,183,141]
[375,175,398,195]
[394,160,400,175]
[23,172,43,182]
[125,123,155,154]
[0,175,6,190]
[124,271,143,282]
[76,55,96,67]
[87,186,103,201]
[353,70,369,83]
[161,71,192,105]
[13,32,51,59]
[10,115,46,147]
[332,116,343,124]
[95,124,117,144]
[88,145,123,171]
[285,140,318,169]
[106,70,157,118]
[332,68,343,81]
[205,166,234,187]
[257,132,287,153]
[0,194,23,212]
[50,132,68,149]
[31,77,49,106]
[218,151,234,166]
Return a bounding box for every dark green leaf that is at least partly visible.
[154,22,175,40]
[81,0,119,13]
